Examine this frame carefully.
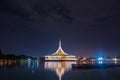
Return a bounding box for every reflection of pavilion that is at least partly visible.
[45,61,76,80]
[45,41,77,61]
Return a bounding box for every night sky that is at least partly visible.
[0,0,120,57]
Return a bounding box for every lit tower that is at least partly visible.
[45,40,77,61]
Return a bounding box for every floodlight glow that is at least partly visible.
[28,58,31,61]
[98,57,103,61]
[98,61,103,64]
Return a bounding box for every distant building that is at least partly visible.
[45,40,77,61]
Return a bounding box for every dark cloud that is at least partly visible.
[0,0,120,56]
[0,0,73,23]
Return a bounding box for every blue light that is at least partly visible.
[98,57,103,64]
[28,58,31,61]
[98,57,103,61]
[98,61,103,64]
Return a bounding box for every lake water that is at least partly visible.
[0,60,120,80]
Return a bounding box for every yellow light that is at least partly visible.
[83,58,87,60]
[112,58,118,61]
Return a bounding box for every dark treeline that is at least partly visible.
[0,49,28,60]
[0,49,45,60]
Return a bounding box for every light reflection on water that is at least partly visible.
[45,61,76,80]
[26,60,76,80]
[1,60,120,80]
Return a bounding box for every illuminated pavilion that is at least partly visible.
[45,40,77,61]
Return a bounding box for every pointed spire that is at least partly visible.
[52,40,68,56]
[56,40,64,53]
[59,40,62,50]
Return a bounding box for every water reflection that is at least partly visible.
[45,61,76,80]
[27,60,40,73]
[1,60,120,80]
[0,60,16,67]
